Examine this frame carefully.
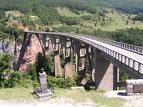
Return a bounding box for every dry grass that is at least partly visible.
[0,87,34,101]
[0,87,125,107]
[54,88,125,107]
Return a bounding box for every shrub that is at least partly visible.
[2,71,32,88]
[27,64,38,81]
[35,52,54,77]
[60,16,80,25]
[47,76,75,89]
[81,15,92,20]
[0,53,12,88]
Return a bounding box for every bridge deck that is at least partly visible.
[79,36,143,64]
[25,31,143,73]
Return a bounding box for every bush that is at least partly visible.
[0,53,12,88]
[47,76,75,89]
[81,15,92,20]
[60,16,80,25]
[27,64,38,81]
[2,71,32,88]
[54,25,79,33]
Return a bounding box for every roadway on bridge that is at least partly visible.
[79,36,143,64]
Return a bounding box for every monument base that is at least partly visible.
[34,89,53,99]
[126,79,143,96]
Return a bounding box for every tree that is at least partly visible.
[0,53,12,87]
[60,16,80,25]
[125,20,129,25]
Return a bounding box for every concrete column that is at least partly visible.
[62,38,73,79]
[64,57,72,79]
[75,53,79,76]
[75,44,87,84]
[91,48,96,84]
[113,66,119,90]
[54,38,60,52]
[54,51,62,77]
[95,49,114,91]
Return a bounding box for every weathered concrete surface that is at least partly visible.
[54,54,62,77]
[95,49,114,91]
[113,66,119,90]
[126,79,143,96]
[64,62,72,79]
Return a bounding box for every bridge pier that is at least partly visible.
[63,38,73,79]
[54,51,62,77]
[53,37,62,77]
[91,47,96,86]
[94,49,116,91]
[74,42,87,85]
[113,66,119,90]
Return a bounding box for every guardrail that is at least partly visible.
[81,34,143,55]
[80,37,143,75]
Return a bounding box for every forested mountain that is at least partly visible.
[88,0,143,8]
[0,0,143,47]
[0,0,97,13]
[0,0,143,13]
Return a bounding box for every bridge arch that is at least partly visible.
[15,31,143,91]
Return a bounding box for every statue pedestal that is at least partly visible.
[35,88,53,99]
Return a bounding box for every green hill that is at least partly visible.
[87,0,143,8]
[0,0,143,12]
[0,0,143,46]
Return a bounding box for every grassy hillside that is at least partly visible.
[55,8,143,31]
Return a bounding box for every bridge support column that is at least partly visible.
[95,49,115,91]
[113,66,119,90]
[54,51,62,77]
[74,42,87,85]
[51,36,62,77]
[64,57,72,79]
[91,47,96,86]
[63,38,72,79]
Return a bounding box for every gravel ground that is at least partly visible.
[105,90,143,107]
[0,97,97,107]
[123,96,143,107]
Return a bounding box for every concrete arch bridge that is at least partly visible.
[15,31,143,91]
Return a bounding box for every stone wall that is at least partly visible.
[126,79,143,96]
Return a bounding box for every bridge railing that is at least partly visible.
[81,34,143,55]
[80,37,143,75]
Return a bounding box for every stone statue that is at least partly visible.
[35,68,53,99]
[39,68,47,94]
